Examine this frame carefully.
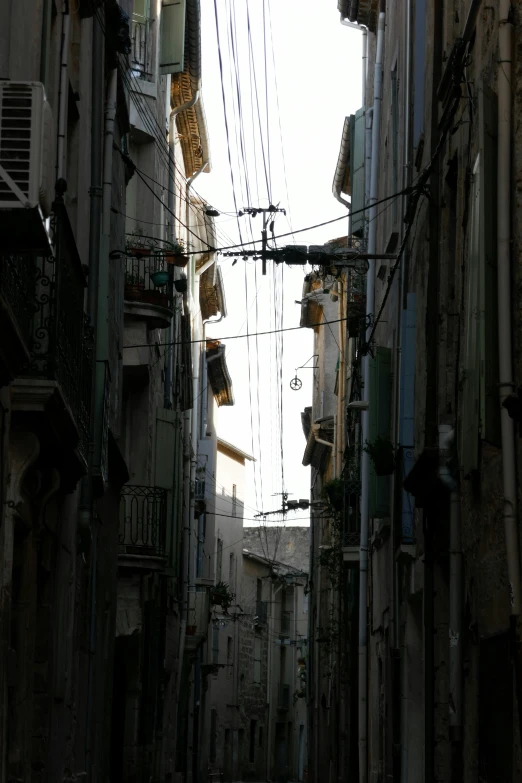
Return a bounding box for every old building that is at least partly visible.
[303,2,522,783]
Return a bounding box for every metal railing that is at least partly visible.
[131,20,152,78]
[0,254,36,349]
[124,250,170,309]
[343,531,361,548]
[119,484,167,557]
[16,202,92,460]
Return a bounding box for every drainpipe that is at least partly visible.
[438,426,462,744]
[56,1,70,182]
[82,10,104,781]
[497,0,522,744]
[359,12,385,783]
[497,0,521,617]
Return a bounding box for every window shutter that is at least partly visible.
[478,84,500,446]
[351,107,366,237]
[159,0,186,76]
[461,84,499,473]
[155,407,178,567]
[368,347,392,518]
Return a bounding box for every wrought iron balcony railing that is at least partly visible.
[0,254,36,349]
[2,201,92,460]
[131,20,152,79]
[119,484,167,558]
[124,250,171,310]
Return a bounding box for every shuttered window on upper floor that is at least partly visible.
[159,0,186,76]
[460,84,500,475]
[351,107,366,237]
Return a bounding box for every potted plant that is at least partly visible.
[211,581,234,612]
[320,477,344,512]
[124,269,145,300]
[165,239,189,268]
[364,435,396,476]
[126,226,148,257]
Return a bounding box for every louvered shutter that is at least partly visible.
[159,0,186,76]
[351,107,366,237]
[369,347,392,518]
[399,294,416,543]
[155,407,178,568]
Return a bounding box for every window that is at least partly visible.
[210,709,217,762]
[212,624,219,664]
[249,720,257,763]
[232,484,237,516]
[303,593,309,614]
[131,0,152,79]
[216,538,223,583]
[254,637,261,684]
[256,578,262,602]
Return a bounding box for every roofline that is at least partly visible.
[217,438,256,462]
[242,548,307,576]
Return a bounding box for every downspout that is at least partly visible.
[497,0,521,617]
[56,2,70,182]
[497,0,522,743]
[359,12,385,783]
[438,426,462,746]
[82,11,104,781]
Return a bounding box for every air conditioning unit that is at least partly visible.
[0,81,54,253]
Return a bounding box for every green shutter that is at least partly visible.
[351,107,365,237]
[159,0,186,76]
[461,84,500,473]
[368,347,392,518]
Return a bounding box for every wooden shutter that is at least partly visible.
[155,407,178,567]
[159,0,186,76]
[351,107,366,237]
[461,84,499,473]
[368,347,392,518]
[478,84,500,446]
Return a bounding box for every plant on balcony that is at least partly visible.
[126,226,149,256]
[320,477,345,512]
[164,239,189,268]
[140,288,169,308]
[124,269,145,300]
[211,581,235,612]
[364,435,396,476]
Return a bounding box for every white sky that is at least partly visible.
[195,0,363,526]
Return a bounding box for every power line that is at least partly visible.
[122,316,348,349]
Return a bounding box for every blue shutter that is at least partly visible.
[399,294,416,544]
[351,107,366,237]
[159,0,186,76]
[369,347,392,518]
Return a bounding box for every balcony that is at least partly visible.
[0,254,35,384]
[8,201,92,471]
[278,684,290,711]
[118,484,167,568]
[130,19,152,79]
[124,251,173,329]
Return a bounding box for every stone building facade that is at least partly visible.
[303,2,522,783]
